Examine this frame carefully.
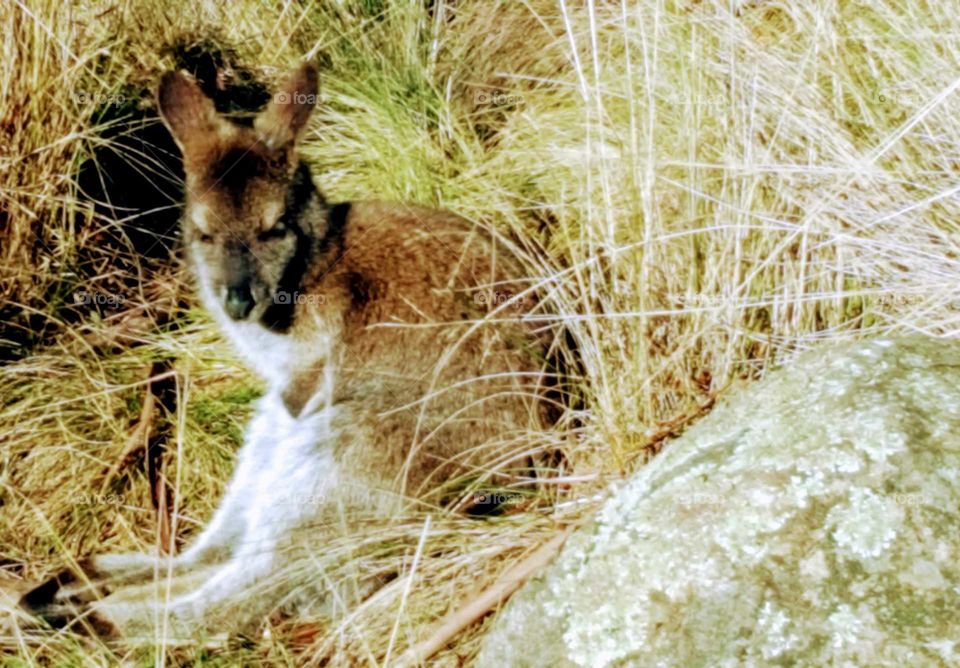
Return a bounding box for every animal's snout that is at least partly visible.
[225,282,255,320]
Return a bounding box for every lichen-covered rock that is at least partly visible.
[478,337,960,667]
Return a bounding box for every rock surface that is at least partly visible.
[478,337,960,667]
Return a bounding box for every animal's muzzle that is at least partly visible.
[225,282,255,320]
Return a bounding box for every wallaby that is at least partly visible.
[22,62,550,638]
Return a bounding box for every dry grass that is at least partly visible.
[2,0,960,665]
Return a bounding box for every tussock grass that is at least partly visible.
[2,0,959,664]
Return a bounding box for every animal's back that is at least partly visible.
[296,200,548,497]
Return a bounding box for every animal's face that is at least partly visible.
[156,64,318,322]
[180,137,301,322]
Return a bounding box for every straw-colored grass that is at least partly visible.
[2,0,959,664]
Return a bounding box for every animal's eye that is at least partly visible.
[197,232,214,244]
[257,222,288,241]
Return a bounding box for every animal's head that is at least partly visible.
[156,63,320,322]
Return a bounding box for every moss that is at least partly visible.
[188,384,261,444]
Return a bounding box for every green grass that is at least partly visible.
[2,0,959,664]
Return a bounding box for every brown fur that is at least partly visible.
[165,62,549,495]
[19,63,551,638]
[303,200,547,495]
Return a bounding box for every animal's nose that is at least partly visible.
[224,283,255,320]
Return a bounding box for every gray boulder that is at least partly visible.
[478,337,960,667]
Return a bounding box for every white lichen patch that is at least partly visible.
[926,639,960,664]
[788,471,828,508]
[828,604,864,650]
[799,549,830,582]
[757,600,801,659]
[828,487,902,561]
[847,408,908,462]
[899,558,946,590]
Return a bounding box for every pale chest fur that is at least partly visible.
[222,320,303,386]
[197,270,337,403]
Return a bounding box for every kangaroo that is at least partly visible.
[22,62,550,638]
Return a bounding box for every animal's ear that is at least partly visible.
[254,62,318,150]
[156,71,220,157]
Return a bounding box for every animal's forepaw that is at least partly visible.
[18,562,117,633]
[85,598,150,640]
[85,597,213,643]
[21,584,196,640]
[18,561,230,641]
[19,566,78,614]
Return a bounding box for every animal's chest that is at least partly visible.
[223,321,300,386]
